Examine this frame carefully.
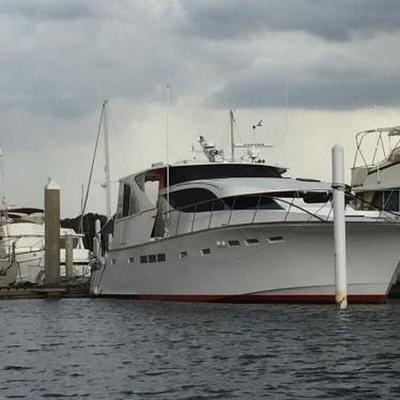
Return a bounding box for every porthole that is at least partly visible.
[179,251,188,259]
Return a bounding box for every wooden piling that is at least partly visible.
[44,179,61,286]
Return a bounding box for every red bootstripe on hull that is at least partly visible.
[102,293,387,304]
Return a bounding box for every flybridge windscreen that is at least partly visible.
[168,164,282,185]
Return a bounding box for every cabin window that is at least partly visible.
[149,254,157,263]
[166,189,224,212]
[228,240,240,247]
[223,196,282,210]
[122,184,131,217]
[140,255,148,264]
[383,190,400,212]
[302,192,331,204]
[128,257,134,263]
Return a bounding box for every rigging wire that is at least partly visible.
[80,103,105,233]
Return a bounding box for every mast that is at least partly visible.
[230,109,235,161]
[102,100,112,219]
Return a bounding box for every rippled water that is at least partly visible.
[1,299,400,399]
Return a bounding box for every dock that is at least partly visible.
[0,283,91,300]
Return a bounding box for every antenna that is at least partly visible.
[230,110,235,161]
[166,84,170,220]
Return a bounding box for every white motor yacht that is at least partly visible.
[91,135,400,303]
[0,207,90,285]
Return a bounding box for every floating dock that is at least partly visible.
[0,283,90,300]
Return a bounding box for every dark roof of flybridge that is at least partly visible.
[126,161,287,186]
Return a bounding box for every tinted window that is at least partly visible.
[223,196,282,210]
[122,184,131,217]
[165,189,225,212]
[383,190,400,211]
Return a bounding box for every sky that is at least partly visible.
[1,0,400,217]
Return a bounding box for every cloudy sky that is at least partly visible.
[1,0,400,216]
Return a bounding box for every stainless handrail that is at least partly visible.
[157,193,330,238]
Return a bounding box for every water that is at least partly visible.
[1,299,400,399]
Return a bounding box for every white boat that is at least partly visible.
[352,125,400,213]
[0,207,91,285]
[91,135,400,303]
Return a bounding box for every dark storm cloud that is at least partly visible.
[181,0,400,41]
[1,0,400,122]
[0,0,94,21]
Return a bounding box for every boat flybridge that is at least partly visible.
[352,125,400,213]
[91,134,400,303]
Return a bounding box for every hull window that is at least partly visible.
[149,254,157,263]
[157,253,166,262]
[140,255,148,263]
[228,240,240,247]
[179,251,188,259]
[268,236,284,243]
[128,257,134,263]
[201,248,211,256]
[245,238,259,245]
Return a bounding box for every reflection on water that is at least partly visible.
[1,299,400,399]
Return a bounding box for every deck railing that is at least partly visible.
[156,194,331,238]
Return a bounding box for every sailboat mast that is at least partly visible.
[103,100,112,219]
[230,109,235,161]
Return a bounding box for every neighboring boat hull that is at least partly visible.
[92,222,400,303]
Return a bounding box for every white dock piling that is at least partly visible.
[332,145,348,310]
[65,235,74,278]
[44,179,61,286]
[94,219,102,258]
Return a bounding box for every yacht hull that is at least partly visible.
[92,222,400,303]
